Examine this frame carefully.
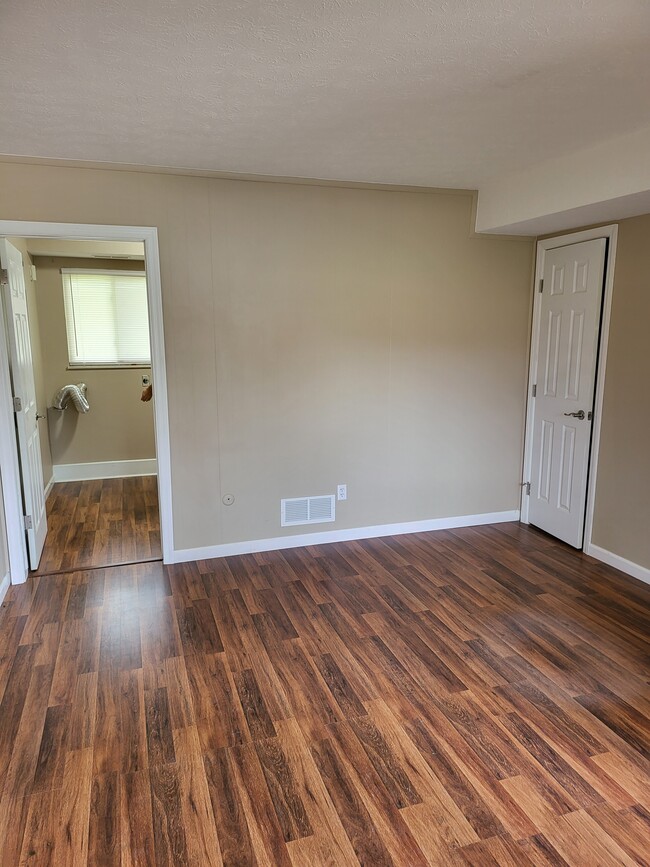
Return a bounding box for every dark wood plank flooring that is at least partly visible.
[34,476,161,576]
[2,522,649,864]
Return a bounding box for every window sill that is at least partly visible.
[66,364,151,371]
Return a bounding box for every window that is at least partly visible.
[62,269,151,366]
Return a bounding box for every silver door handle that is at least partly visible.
[563,410,585,420]
[35,413,46,421]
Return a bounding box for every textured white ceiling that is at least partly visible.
[1,0,650,187]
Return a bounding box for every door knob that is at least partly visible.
[35,413,46,421]
[563,410,585,420]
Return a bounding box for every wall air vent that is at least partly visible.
[281,495,336,527]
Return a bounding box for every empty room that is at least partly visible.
[0,1,648,865]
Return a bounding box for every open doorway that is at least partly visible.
[0,222,172,584]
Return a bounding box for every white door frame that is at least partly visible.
[0,221,174,582]
[520,224,618,554]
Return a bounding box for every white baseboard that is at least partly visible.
[44,476,54,500]
[52,458,157,482]
[585,543,650,586]
[0,571,10,606]
[168,509,520,565]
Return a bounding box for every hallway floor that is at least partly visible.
[34,476,161,575]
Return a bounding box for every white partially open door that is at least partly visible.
[0,239,47,568]
[527,238,606,548]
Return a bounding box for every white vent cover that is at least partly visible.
[281,494,336,527]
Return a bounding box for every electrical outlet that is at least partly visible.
[337,484,347,501]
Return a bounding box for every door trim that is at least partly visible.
[0,285,28,583]
[520,224,618,555]
[0,221,173,581]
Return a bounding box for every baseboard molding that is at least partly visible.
[168,509,520,565]
[44,476,54,500]
[52,458,157,482]
[0,571,10,606]
[586,543,650,586]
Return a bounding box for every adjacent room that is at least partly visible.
[0,1,648,865]
[2,236,160,574]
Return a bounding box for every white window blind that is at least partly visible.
[62,270,151,366]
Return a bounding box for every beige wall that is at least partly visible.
[32,256,154,466]
[0,162,534,551]
[591,214,650,569]
[7,237,54,485]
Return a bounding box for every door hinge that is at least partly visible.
[532,384,537,397]
[0,268,8,286]
[24,515,33,530]
[524,482,531,496]
[13,396,22,412]
[539,278,544,293]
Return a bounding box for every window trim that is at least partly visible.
[66,364,152,371]
[60,268,145,276]
[61,267,151,368]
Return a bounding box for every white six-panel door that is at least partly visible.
[0,239,47,568]
[528,238,606,547]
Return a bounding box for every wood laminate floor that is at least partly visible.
[34,476,161,576]
[1,522,649,865]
